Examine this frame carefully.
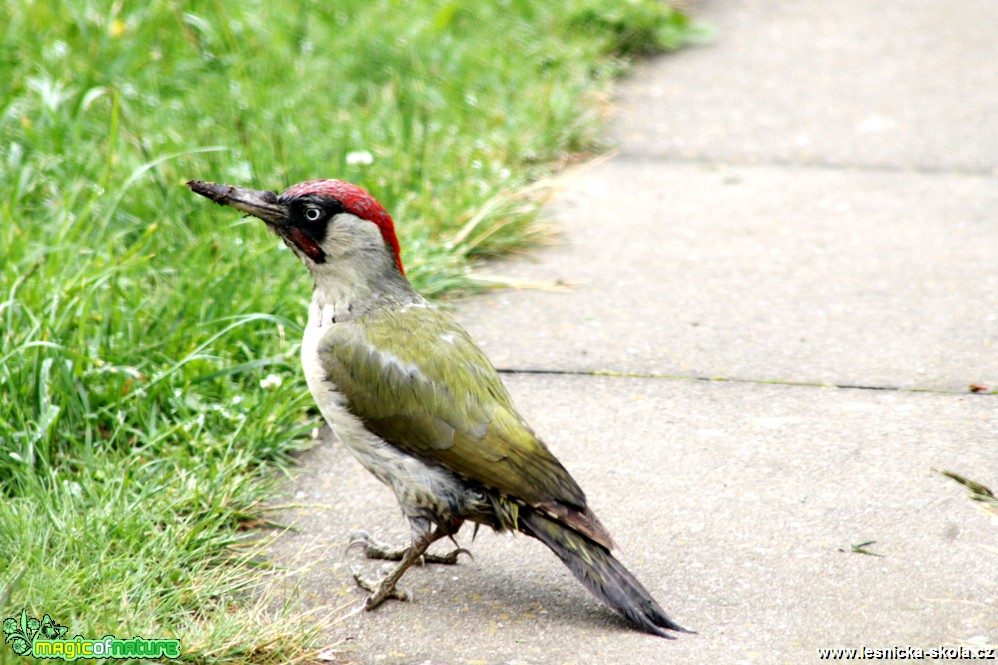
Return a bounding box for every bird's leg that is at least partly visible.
[353,528,442,610]
[349,530,472,565]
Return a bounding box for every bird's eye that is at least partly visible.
[304,207,323,222]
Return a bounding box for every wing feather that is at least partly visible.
[318,303,589,513]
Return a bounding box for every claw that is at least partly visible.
[346,530,372,553]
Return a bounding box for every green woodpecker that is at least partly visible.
[188,178,689,638]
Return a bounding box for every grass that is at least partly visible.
[938,470,998,519]
[0,0,702,661]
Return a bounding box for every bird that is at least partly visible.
[187,177,690,638]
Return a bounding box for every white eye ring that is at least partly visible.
[304,207,322,221]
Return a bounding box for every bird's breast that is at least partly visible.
[300,296,475,529]
[301,298,337,406]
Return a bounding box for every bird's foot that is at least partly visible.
[425,546,472,565]
[348,531,471,565]
[351,566,410,610]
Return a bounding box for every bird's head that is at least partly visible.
[188,179,406,290]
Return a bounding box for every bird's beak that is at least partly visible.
[187,180,289,227]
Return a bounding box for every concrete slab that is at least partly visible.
[615,0,998,173]
[269,373,998,664]
[455,162,998,393]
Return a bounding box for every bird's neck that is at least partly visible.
[308,258,418,323]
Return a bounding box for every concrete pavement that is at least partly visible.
[268,1,998,662]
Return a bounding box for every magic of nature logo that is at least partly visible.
[3,609,180,660]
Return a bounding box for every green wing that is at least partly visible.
[317,302,588,511]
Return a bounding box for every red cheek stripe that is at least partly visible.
[289,226,326,263]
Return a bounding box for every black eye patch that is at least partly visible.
[283,194,345,226]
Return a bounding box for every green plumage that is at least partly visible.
[318,300,612,544]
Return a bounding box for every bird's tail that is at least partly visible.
[518,509,691,638]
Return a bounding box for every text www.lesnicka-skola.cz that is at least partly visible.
[817,645,996,660]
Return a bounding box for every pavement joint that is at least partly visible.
[613,151,998,179]
[495,366,997,396]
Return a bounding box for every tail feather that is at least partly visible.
[519,509,691,638]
